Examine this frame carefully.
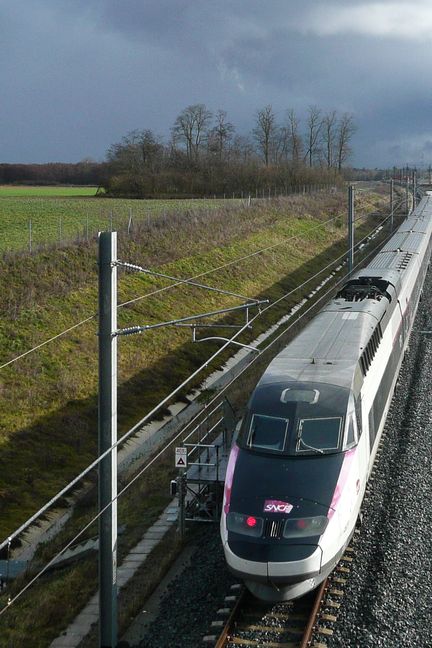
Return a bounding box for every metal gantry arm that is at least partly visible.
[115,259,268,349]
[115,300,268,338]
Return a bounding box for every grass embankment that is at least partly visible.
[0,188,391,644]
[0,192,239,253]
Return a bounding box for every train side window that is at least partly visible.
[365,347,371,368]
[377,323,383,340]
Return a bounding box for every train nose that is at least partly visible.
[242,545,323,602]
[267,543,323,582]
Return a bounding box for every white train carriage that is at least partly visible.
[221,195,432,601]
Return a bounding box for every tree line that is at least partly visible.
[0,105,356,194]
[0,161,107,186]
[104,104,356,197]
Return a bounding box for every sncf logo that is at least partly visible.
[263,499,293,514]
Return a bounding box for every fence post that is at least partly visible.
[29,220,32,253]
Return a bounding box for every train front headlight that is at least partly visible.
[283,516,328,539]
[226,512,264,537]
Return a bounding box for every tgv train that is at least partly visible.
[221,194,432,601]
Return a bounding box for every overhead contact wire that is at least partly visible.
[0,211,397,614]
[1,196,400,370]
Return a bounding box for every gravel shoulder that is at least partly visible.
[330,269,432,647]
[122,525,235,648]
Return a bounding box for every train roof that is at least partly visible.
[260,306,378,393]
[260,194,432,395]
[349,195,432,287]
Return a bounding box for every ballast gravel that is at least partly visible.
[134,526,235,648]
[330,271,432,648]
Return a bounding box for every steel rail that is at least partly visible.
[214,587,247,648]
[299,579,328,648]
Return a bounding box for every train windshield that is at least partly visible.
[247,414,289,452]
[238,381,350,456]
[296,417,342,454]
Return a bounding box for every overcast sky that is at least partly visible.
[2,0,432,167]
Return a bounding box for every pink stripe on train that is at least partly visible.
[328,447,357,519]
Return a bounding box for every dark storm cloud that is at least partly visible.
[1,1,432,166]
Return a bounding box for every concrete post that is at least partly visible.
[348,185,355,275]
[98,232,118,648]
[406,177,410,215]
[412,170,417,210]
[390,179,394,231]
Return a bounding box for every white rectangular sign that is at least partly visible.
[175,446,188,468]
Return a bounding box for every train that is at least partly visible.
[220,193,432,601]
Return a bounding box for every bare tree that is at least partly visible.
[253,105,277,167]
[322,110,338,168]
[107,129,165,174]
[208,109,235,161]
[286,109,303,164]
[336,113,356,170]
[231,135,256,164]
[303,106,322,168]
[172,104,213,162]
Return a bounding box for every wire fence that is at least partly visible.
[0,184,335,255]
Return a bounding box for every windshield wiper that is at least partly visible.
[298,437,324,454]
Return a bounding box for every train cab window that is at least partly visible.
[247,414,288,452]
[344,416,357,450]
[296,417,342,454]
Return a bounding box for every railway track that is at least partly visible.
[209,542,358,648]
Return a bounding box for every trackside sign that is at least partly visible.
[175,447,188,468]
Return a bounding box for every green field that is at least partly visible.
[0,193,238,253]
[0,185,100,197]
